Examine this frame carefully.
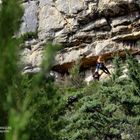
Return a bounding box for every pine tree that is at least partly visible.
[55,54,140,140]
[0,1,62,140]
[0,0,25,139]
[68,59,85,88]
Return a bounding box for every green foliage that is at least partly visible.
[25,43,62,140]
[126,53,140,89]
[68,59,85,88]
[42,43,61,73]
[136,40,140,47]
[21,31,38,41]
[27,82,62,140]
[1,0,140,140]
[69,59,81,78]
[0,1,30,140]
[54,54,140,140]
[111,55,123,81]
[0,1,61,140]
[0,0,23,40]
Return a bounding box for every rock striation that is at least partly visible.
[20,0,140,81]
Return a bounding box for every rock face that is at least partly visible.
[20,1,38,34]
[20,0,140,81]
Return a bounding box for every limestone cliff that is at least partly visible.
[21,0,140,81]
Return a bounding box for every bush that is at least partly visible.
[55,54,140,140]
[21,31,38,41]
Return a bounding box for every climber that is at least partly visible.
[93,56,110,80]
[93,71,100,81]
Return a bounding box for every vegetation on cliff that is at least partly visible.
[0,0,140,140]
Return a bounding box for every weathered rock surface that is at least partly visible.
[20,0,140,82]
[20,1,38,34]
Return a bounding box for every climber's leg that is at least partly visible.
[101,66,110,75]
[93,72,100,81]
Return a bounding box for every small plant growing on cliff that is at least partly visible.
[68,59,85,88]
[136,40,140,47]
[111,55,123,81]
[21,31,38,41]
